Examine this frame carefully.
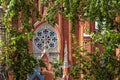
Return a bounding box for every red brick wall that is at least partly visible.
[9,0,95,80]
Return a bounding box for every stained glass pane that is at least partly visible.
[37,32,42,36]
[34,37,40,43]
[43,29,48,34]
[49,32,54,36]
[49,43,54,48]
[52,37,57,42]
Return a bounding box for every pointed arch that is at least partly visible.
[32,21,63,61]
[29,66,44,80]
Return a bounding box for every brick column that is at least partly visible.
[68,20,72,65]
[116,48,120,60]
[58,14,64,59]
[90,22,95,52]
[8,73,13,80]
[79,21,85,80]
[115,48,120,80]
[79,21,84,47]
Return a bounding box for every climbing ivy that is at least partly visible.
[0,0,43,80]
[0,0,120,80]
[41,0,81,32]
[41,0,120,80]
[71,29,120,80]
[41,0,120,32]
[50,58,63,80]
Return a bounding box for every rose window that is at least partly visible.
[33,24,58,53]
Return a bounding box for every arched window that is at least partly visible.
[33,23,58,61]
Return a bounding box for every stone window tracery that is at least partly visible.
[33,23,58,60]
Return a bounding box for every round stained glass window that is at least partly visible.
[33,23,58,53]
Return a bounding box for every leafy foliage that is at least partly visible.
[0,0,44,80]
[71,29,120,80]
[41,0,81,32]
[83,0,120,31]
[50,58,63,80]
[38,59,47,69]
[0,0,120,80]
[41,0,120,32]
[41,0,120,80]
[5,31,37,80]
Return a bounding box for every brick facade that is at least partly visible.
[8,0,95,80]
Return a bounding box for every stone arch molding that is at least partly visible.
[33,22,59,61]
